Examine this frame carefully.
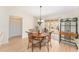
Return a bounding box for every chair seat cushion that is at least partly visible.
[41,39,49,45]
[32,39,40,44]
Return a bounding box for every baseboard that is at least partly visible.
[0,35,22,46]
[0,40,8,46]
[22,37,28,40]
[9,35,22,39]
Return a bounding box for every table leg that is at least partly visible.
[47,42,49,52]
[39,39,41,50]
[32,40,33,52]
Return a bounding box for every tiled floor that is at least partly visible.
[0,36,78,52]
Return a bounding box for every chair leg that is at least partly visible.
[32,44,33,52]
[32,40,33,52]
[39,41,41,50]
[27,41,29,49]
[47,42,49,52]
[50,42,52,48]
[27,45,29,49]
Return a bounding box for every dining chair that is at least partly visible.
[42,32,52,48]
[40,36,50,51]
[48,32,52,48]
[41,32,52,52]
[39,31,52,51]
[27,32,42,51]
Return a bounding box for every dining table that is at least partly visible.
[32,32,47,39]
[31,32,48,50]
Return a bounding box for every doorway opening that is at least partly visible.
[9,16,22,39]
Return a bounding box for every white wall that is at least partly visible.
[22,15,35,38]
[0,7,9,44]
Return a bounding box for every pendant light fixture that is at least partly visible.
[38,6,43,25]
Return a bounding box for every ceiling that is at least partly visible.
[16,6,79,17]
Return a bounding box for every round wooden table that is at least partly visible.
[32,32,47,40]
[31,32,48,51]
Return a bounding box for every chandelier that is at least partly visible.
[38,6,44,25]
